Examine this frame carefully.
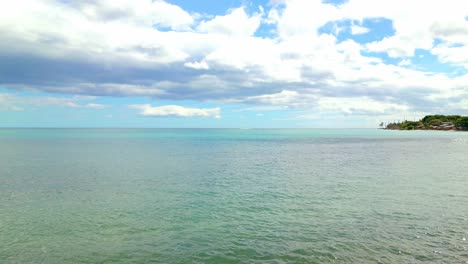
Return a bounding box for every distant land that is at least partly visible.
[383,115,468,131]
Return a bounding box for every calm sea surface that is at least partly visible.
[0,129,467,263]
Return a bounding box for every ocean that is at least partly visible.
[0,129,467,263]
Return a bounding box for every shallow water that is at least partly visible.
[1,129,467,263]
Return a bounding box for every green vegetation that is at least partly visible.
[421,115,461,124]
[385,115,468,131]
[454,116,468,129]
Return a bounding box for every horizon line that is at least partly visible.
[0,127,380,130]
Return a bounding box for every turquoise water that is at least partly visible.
[0,129,467,263]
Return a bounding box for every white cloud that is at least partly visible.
[398,59,411,66]
[130,104,221,118]
[232,90,315,107]
[275,0,340,38]
[184,61,210,70]
[233,91,410,117]
[0,0,468,120]
[452,98,468,110]
[0,94,23,111]
[29,96,105,108]
[317,97,409,115]
[431,43,468,69]
[197,7,262,36]
[365,36,421,58]
[339,0,467,58]
[0,0,193,65]
[72,0,194,30]
[430,20,468,44]
[350,24,370,35]
[84,103,108,109]
[0,93,108,111]
[234,106,289,112]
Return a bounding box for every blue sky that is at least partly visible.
[0,0,467,127]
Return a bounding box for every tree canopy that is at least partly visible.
[385,115,468,130]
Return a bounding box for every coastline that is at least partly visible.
[382,115,468,131]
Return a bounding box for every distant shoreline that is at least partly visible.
[383,128,463,131]
[382,115,468,131]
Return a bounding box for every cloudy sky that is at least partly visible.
[1,0,467,127]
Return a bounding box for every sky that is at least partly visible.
[0,0,467,128]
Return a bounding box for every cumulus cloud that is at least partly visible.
[197,7,263,36]
[71,0,194,30]
[398,59,411,66]
[350,24,370,35]
[130,104,221,118]
[184,61,210,70]
[317,97,409,115]
[0,0,467,121]
[431,43,468,69]
[231,90,315,107]
[275,0,340,38]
